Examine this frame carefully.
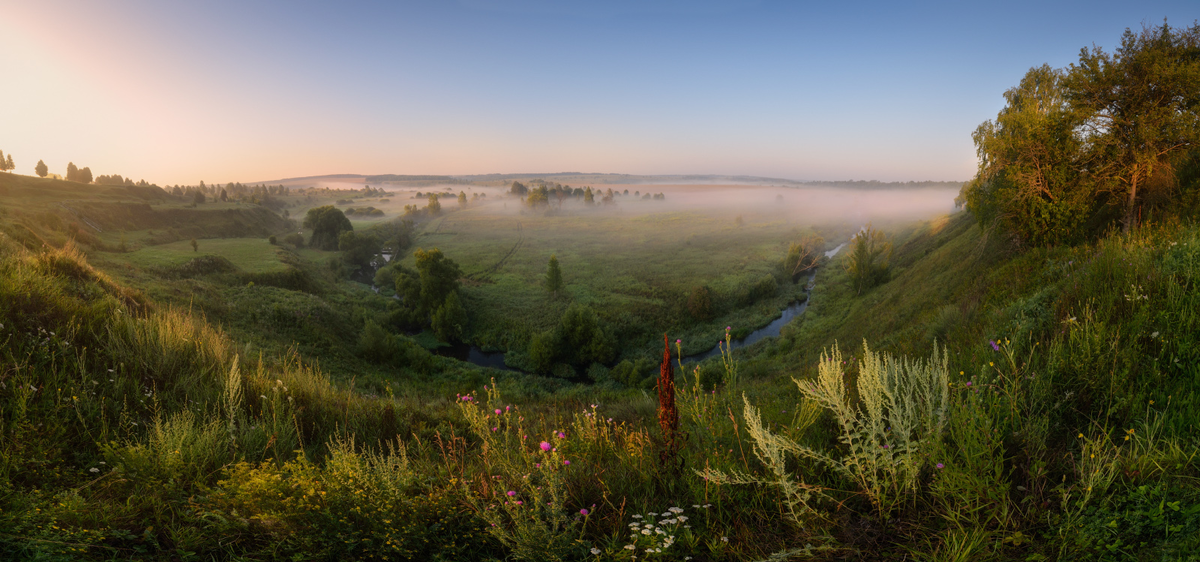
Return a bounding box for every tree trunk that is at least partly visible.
[1124,167,1140,233]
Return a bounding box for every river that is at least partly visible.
[435,241,848,373]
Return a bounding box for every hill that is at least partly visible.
[3,182,1198,558]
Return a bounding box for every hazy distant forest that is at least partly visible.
[2,22,1200,562]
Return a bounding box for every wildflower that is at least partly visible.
[1078,433,1084,438]
[516,501,523,505]
[557,431,566,439]
[564,460,571,465]
[580,508,589,515]
[721,536,729,542]
[495,409,502,415]
[990,340,999,351]
[507,491,516,497]
[89,467,99,473]
[936,463,944,469]
[540,441,551,451]
[591,548,601,555]
[624,545,636,550]
[965,381,972,387]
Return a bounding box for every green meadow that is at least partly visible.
[394,194,846,357]
[4,166,1199,561]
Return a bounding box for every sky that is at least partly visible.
[1,0,1196,186]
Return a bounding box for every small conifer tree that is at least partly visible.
[545,254,563,294]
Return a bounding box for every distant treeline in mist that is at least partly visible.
[365,174,460,183]
[800,180,966,189]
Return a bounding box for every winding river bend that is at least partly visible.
[680,241,846,363]
[434,241,848,373]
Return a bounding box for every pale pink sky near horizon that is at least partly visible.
[2,0,1193,186]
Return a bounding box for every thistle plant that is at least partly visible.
[457,380,582,561]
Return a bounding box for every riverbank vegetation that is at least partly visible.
[3,22,1200,561]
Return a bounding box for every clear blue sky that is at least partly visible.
[2,0,1196,185]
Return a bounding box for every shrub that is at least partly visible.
[845,225,891,295]
[702,341,949,519]
[687,285,713,321]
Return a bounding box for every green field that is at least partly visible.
[391,190,863,357]
[5,170,1199,560]
[107,237,292,273]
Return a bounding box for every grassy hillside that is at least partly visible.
[2,172,1199,560]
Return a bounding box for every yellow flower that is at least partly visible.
[1077,433,1084,438]
[989,362,994,367]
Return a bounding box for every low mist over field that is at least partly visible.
[352,182,961,229]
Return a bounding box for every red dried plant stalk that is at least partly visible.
[658,333,680,465]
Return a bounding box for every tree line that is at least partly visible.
[959,21,1200,246]
[510,180,664,209]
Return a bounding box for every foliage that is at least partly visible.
[427,192,442,215]
[783,235,824,283]
[303,205,353,250]
[961,22,1200,243]
[687,285,713,321]
[526,185,550,208]
[432,291,469,342]
[705,341,950,519]
[545,254,563,294]
[844,225,891,295]
[35,159,47,178]
[337,230,382,273]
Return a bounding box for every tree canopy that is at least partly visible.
[545,254,563,294]
[303,205,353,251]
[960,21,1200,245]
[35,159,47,178]
[391,247,467,341]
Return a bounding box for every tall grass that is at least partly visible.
[3,213,1200,560]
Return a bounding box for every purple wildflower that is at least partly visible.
[990,340,999,351]
[936,463,944,469]
[540,441,551,451]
